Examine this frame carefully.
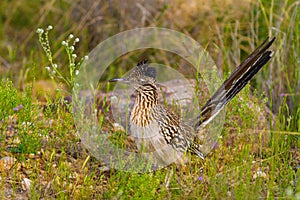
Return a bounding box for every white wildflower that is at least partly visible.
[61,41,67,46]
[36,28,44,34]
[69,46,74,52]
[47,25,53,30]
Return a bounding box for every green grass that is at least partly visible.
[1,64,299,199]
[0,0,300,199]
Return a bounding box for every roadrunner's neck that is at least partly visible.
[131,83,159,127]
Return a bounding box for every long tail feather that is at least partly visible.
[195,37,275,129]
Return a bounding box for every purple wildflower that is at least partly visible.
[198,175,204,182]
[13,104,24,112]
[280,93,286,97]
[212,142,219,150]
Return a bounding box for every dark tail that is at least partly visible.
[195,37,275,129]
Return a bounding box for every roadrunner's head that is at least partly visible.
[109,59,159,108]
[109,59,157,89]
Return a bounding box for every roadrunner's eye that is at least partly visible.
[145,67,156,79]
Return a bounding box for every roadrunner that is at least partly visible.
[109,37,275,165]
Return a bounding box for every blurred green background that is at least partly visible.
[0,0,299,116]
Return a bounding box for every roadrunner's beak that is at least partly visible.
[108,78,130,84]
